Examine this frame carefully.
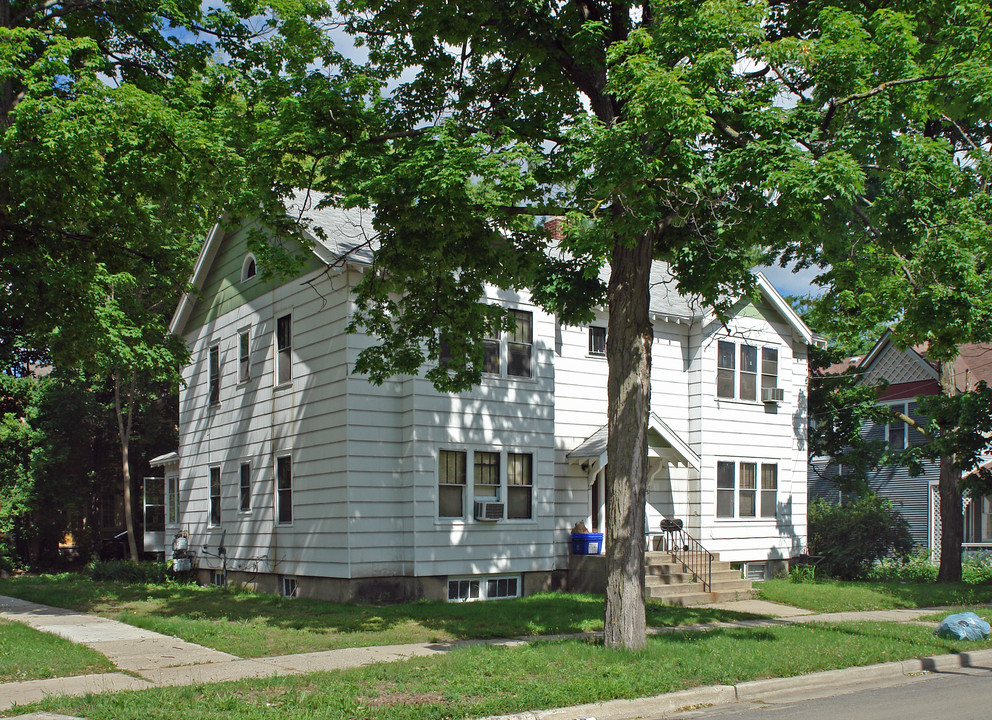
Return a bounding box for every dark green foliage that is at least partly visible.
[963,552,992,585]
[808,495,913,580]
[869,549,938,583]
[87,560,168,584]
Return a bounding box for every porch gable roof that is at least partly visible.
[567,413,700,470]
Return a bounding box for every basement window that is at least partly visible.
[447,575,520,602]
[281,576,298,598]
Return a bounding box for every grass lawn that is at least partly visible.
[0,574,758,658]
[10,620,992,720]
[759,577,992,613]
[0,619,114,683]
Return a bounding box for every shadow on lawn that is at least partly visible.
[0,574,759,641]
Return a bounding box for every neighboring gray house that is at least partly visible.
[809,331,992,559]
[148,193,815,601]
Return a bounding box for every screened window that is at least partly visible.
[589,326,606,356]
[167,476,179,524]
[717,459,779,519]
[208,345,220,404]
[507,310,533,378]
[276,456,292,524]
[718,340,780,401]
[239,462,251,512]
[739,346,757,401]
[239,330,251,383]
[761,464,778,518]
[717,341,735,399]
[209,467,221,525]
[888,403,907,450]
[474,451,500,500]
[717,461,735,518]
[276,314,292,385]
[507,453,533,519]
[439,450,467,518]
[482,335,500,374]
[739,462,757,517]
[762,347,778,392]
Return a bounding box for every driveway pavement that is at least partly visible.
[0,595,986,719]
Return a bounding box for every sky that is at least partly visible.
[759,260,824,300]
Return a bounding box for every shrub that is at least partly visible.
[789,565,816,583]
[963,551,992,585]
[808,494,913,580]
[87,560,168,583]
[869,547,937,583]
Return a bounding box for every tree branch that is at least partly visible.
[822,75,950,131]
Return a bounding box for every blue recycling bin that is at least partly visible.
[571,532,604,555]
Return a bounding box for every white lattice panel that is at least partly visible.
[930,483,941,563]
[864,344,932,385]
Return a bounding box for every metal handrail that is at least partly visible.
[655,526,713,592]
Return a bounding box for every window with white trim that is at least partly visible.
[238,329,251,383]
[239,462,251,512]
[439,449,535,521]
[482,309,534,379]
[589,326,606,356]
[447,575,520,602]
[439,450,467,518]
[717,460,778,519]
[167,476,179,524]
[209,466,221,525]
[281,576,298,598]
[241,254,257,283]
[208,344,220,405]
[275,314,292,385]
[717,339,778,401]
[507,453,533,519]
[276,455,292,524]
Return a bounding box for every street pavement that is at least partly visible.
[1,594,989,719]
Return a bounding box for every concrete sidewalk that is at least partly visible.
[0,595,980,716]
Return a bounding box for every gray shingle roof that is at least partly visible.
[288,190,705,319]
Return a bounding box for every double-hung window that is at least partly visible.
[276,456,293,524]
[276,314,292,385]
[588,326,606,356]
[439,449,534,520]
[439,450,467,518]
[239,330,251,383]
[482,309,534,379]
[209,467,221,525]
[507,453,533,519]
[167,476,179,524]
[208,345,220,405]
[239,462,251,512]
[717,339,779,401]
[886,403,916,450]
[506,310,533,378]
[717,460,778,519]
[739,346,757,401]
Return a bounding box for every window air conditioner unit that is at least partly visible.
[474,501,504,521]
[762,387,785,403]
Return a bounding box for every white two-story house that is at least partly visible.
[150,195,813,601]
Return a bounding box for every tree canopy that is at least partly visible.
[239,0,990,646]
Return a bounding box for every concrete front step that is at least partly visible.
[568,549,756,606]
[646,586,757,606]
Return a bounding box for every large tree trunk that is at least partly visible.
[603,230,653,650]
[937,453,962,582]
[936,359,962,582]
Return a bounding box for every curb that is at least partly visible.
[478,648,992,720]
